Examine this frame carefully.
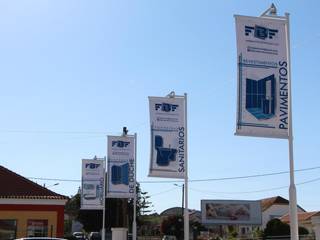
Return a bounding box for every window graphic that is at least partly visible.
[111,163,129,185]
[27,220,48,237]
[246,74,275,120]
[155,135,177,166]
[0,220,17,240]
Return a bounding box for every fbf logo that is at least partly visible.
[86,163,100,169]
[245,25,278,40]
[112,141,130,148]
[155,103,178,112]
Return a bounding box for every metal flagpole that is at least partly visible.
[260,5,299,240]
[133,133,137,240]
[184,93,189,240]
[102,156,106,240]
[285,12,299,240]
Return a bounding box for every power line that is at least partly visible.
[0,129,117,135]
[29,177,80,182]
[149,187,178,197]
[139,166,320,184]
[27,166,320,183]
[189,176,320,195]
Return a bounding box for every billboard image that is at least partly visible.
[149,96,186,179]
[201,200,262,225]
[81,159,105,210]
[235,15,289,139]
[107,135,135,198]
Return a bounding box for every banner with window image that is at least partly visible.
[235,15,289,139]
[107,135,136,198]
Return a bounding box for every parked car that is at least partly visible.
[72,232,86,240]
[88,232,101,240]
[15,238,67,240]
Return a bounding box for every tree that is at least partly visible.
[65,193,128,232]
[263,218,309,239]
[128,182,153,229]
[136,183,152,216]
[65,194,81,219]
[263,219,291,238]
[161,215,184,240]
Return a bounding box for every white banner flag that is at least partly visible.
[149,96,186,178]
[107,135,136,198]
[235,15,289,139]
[81,159,105,210]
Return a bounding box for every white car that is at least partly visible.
[15,238,67,240]
[162,236,177,240]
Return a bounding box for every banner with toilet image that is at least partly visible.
[148,96,186,179]
[235,15,289,139]
[107,135,136,198]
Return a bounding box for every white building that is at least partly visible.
[261,195,305,228]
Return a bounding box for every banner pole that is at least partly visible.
[102,157,106,240]
[285,12,299,240]
[184,93,189,240]
[133,133,137,240]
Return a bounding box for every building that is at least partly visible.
[281,211,320,240]
[261,196,305,228]
[0,165,68,239]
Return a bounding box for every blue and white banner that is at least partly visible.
[235,15,289,139]
[81,159,105,210]
[107,135,135,198]
[149,96,186,178]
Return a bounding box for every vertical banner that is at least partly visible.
[81,159,105,210]
[148,96,186,178]
[235,15,289,139]
[107,135,135,198]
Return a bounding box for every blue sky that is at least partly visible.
[1,0,320,214]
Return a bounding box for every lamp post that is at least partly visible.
[174,184,184,217]
[44,183,59,188]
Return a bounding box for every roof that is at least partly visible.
[261,196,305,212]
[261,196,289,211]
[0,165,68,200]
[280,211,320,223]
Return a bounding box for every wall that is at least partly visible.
[0,204,64,238]
[262,204,304,228]
[0,210,57,238]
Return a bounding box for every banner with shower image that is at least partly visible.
[81,159,105,210]
[235,15,289,139]
[149,96,186,178]
[107,135,135,198]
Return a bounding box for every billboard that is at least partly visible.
[81,159,105,210]
[148,96,186,178]
[201,200,262,225]
[107,135,135,198]
[235,15,289,139]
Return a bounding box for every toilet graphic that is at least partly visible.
[154,135,177,166]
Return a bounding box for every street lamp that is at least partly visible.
[45,183,59,188]
[174,183,184,216]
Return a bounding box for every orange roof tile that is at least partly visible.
[281,211,320,223]
[0,165,68,200]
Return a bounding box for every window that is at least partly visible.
[246,74,275,120]
[27,219,48,237]
[0,219,17,240]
